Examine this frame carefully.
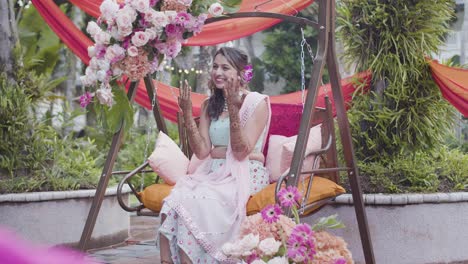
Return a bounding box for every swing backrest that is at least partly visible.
[265,99,339,183]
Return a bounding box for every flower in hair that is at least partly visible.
[242,64,254,84]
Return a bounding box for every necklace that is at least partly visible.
[223,101,228,112]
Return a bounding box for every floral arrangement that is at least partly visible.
[222,186,354,264]
[79,0,241,108]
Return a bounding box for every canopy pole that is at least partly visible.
[284,0,375,262]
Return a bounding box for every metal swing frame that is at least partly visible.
[78,0,376,262]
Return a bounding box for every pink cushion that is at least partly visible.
[148,131,189,185]
[266,125,322,183]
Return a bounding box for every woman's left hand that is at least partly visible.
[225,77,243,108]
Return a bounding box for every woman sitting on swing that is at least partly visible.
[158,47,271,263]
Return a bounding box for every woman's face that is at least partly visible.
[211,54,238,89]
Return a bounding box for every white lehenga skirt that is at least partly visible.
[157,159,269,264]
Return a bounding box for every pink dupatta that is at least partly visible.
[163,92,271,261]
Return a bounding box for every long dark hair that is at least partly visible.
[206,47,249,120]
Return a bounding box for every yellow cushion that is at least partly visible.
[139,176,345,215]
[139,183,174,212]
[246,176,345,216]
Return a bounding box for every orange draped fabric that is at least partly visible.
[429,60,468,117]
[66,0,314,46]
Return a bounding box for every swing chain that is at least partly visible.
[141,71,160,191]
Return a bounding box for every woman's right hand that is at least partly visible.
[178,79,192,116]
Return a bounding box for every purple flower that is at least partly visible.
[242,64,254,83]
[334,257,347,264]
[260,204,282,224]
[277,186,302,208]
[292,223,314,241]
[149,0,159,7]
[79,92,93,108]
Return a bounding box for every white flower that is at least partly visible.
[145,27,161,40]
[258,238,282,256]
[127,46,139,57]
[267,256,289,264]
[208,3,224,17]
[251,260,267,264]
[79,75,94,87]
[150,11,169,28]
[164,11,177,23]
[96,70,108,82]
[105,44,126,62]
[97,59,110,71]
[116,7,137,28]
[131,0,150,13]
[239,234,259,253]
[87,45,96,57]
[222,241,244,257]
[177,0,192,6]
[131,31,150,47]
[99,0,119,23]
[86,21,101,37]
[118,26,133,37]
[88,58,100,70]
[96,86,114,107]
[94,31,111,44]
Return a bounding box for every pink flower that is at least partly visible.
[277,186,302,208]
[334,257,347,264]
[208,3,224,17]
[94,31,111,44]
[149,0,159,7]
[292,223,314,241]
[131,0,150,13]
[260,204,282,224]
[79,92,93,108]
[174,12,192,26]
[127,46,139,57]
[165,24,183,39]
[243,64,254,83]
[99,0,119,23]
[131,31,150,47]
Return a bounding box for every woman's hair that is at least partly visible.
[206,47,249,120]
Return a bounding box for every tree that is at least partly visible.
[0,0,19,81]
[337,0,457,161]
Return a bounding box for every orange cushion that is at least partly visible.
[139,176,345,215]
[139,183,174,212]
[246,176,345,216]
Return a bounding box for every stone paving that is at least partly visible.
[88,215,161,264]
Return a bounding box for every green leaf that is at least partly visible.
[104,88,134,134]
[311,214,345,231]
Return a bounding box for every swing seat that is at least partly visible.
[117,96,345,217]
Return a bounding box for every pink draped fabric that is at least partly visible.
[163,92,271,261]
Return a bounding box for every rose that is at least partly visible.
[130,0,150,13]
[151,11,169,27]
[164,11,178,23]
[86,21,101,37]
[99,0,119,23]
[238,234,259,253]
[258,238,282,256]
[127,46,139,57]
[105,44,126,63]
[145,27,161,40]
[118,26,133,37]
[131,31,150,47]
[116,8,136,28]
[208,3,224,17]
[96,86,114,107]
[94,31,111,44]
